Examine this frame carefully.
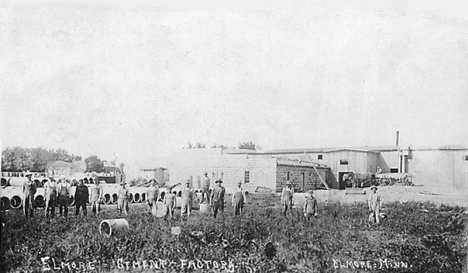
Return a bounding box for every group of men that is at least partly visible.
[22,173,104,218]
[280,180,383,224]
[141,171,248,220]
[21,171,382,224]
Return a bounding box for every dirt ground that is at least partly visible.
[298,185,468,207]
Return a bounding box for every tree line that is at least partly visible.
[185,141,260,150]
[1,147,120,173]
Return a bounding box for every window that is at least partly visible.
[340,159,348,165]
[465,155,468,161]
[287,171,290,180]
[318,154,323,160]
[244,170,250,184]
[390,168,398,173]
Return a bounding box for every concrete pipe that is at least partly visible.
[41,179,49,187]
[104,193,112,205]
[141,193,146,203]
[129,193,134,203]
[69,196,75,206]
[35,195,45,207]
[199,203,211,214]
[1,178,9,187]
[1,196,11,210]
[10,195,22,209]
[152,202,166,217]
[8,177,27,187]
[33,179,41,188]
[159,192,165,202]
[99,219,129,236]
[111,193,118,204]
[133,193,140,203]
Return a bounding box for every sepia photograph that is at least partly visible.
[1,0,467,272]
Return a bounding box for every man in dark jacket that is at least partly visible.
[22,173,37,218]
[75,179,89,216]
[210,180,225,219]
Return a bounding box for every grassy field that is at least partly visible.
[0,193,466,272]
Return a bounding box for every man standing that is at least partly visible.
[56,178,71,218]
[368,185,382,224]
[232,181,247,216]
[210,179,225,219]
[303,190,318,222]
[22,173,36,218]
[117,182,130,216]
[89,180,103,216]
[163,188,177,220]
[44,178,58,218]
[201,172,211,203]
[147,179,160,214]
[181,180,196,219]
[75,180,89,216]
[281,181,294,217]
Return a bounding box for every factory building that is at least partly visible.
[262,146,468,190]
[161,145,467,191]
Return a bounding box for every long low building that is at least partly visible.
[165,148,330,193]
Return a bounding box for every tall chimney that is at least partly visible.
[396,131,399,146]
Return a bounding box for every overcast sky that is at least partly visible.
[1,0,468,171]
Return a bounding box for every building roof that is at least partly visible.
[262,147,380,154]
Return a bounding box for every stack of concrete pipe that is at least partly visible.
[0,178,186,210]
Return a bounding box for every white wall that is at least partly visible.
[409,149,467,189]
[166,149,277,193]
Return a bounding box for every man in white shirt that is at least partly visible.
[44,178,58,218]
[281,181,294,217]
[89,180,103,216]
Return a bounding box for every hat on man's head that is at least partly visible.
[120,181,126,185]
[215,179,223,183]
[286,181,292,185]
[308,190,314,194]
[370,185,378,190]
[204,172,208,175]
[25,173,33,177]
[238,181,242,185]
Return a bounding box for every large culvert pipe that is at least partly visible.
[159,192,165,202]
[1,196,11,210]
[99,219,129,236]
[69,195,75,206]
[1,178,9,187]
[141,193,146,203]
[104,193,112,205]
[133,193,140,203]
[35,195,45,207]
[8,178,27,187]
[152,202,166,217]
[33,179,41,188]
[40,179,49,187]
[10,195,22,209]
[199,203,211,214]
[111,193,118,204]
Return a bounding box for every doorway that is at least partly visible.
[338,172,349,190]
